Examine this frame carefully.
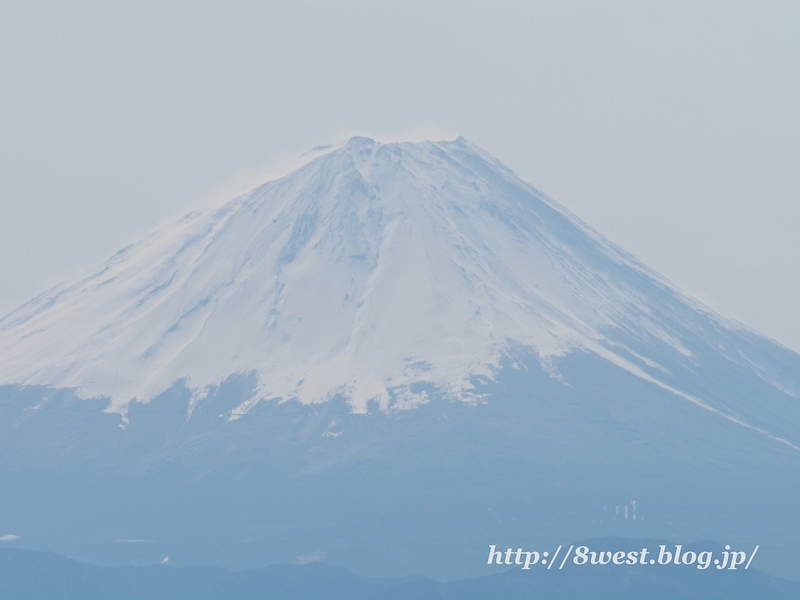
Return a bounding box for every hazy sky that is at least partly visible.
[1,1,798,351]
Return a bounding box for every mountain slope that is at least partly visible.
[0,137,797,446]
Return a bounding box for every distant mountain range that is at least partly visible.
[2,544,799,600]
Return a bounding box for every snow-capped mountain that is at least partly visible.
[0,137,796,446]
[2,137,800,580]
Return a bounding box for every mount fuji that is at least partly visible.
[0,137,798,581]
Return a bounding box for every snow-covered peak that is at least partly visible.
[0,137,751,418]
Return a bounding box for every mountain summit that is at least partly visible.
[0,137,797,444]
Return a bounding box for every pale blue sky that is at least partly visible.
[1,1,798,351]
